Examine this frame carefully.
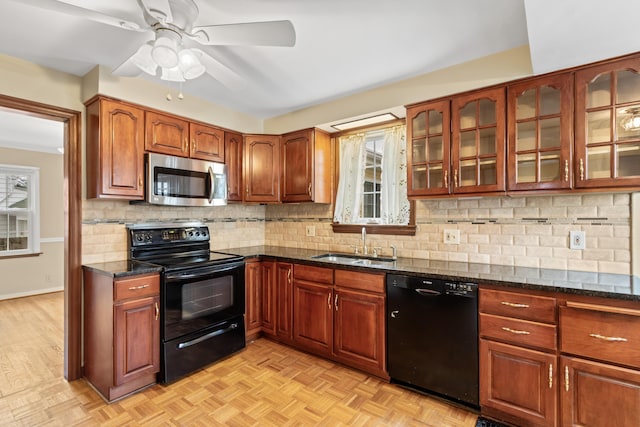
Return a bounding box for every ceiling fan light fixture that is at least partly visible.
[152,29,181,68]
[179,49,205,80]
[130,43,158,76]
[161,66,186,82]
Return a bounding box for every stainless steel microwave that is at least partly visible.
[146,152,227,206]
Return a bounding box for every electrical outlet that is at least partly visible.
[444,229,460,244]
[306,226,316,237]
[570,230,586,250]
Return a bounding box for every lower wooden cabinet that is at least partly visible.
[244,259,263,340]
[561,356,640,427]
[260,261,276,337]
[275,262,294,343]
[480,339,557,427]
[83,269,160,401]
[293,265,334,357]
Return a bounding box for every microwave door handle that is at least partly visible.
[207,166,215,204]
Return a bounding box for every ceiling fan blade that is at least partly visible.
[112,59,144,78]
[191,20,296,47]
[138,0,173,24]
[192,49,244,90]
[12,0,146,31]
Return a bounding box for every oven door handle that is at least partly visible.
[165,263,242,282]
[177,322,239,349]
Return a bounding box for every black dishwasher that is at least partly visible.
[386,273,479,409]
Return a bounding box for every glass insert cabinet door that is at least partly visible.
[451,87,506,194]
[575,56,640,188]
[406,99,451,196]
[507,73,573,191]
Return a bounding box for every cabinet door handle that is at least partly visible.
[334,294,339,311]
[549,364,553,389]
[327,293,331,310]
[155,302,159,321]
[564,160,569,182]
[500,301,529,308]
[444,169,448,187]
[128,284,149,291]
[308,183,312,196]
[589,333,628,342]
[138,176,143,187]
[579,158,585,181]
[453,169,458,187]
[287,268,291,283]
[565,366,569,392]
[501,326,530,335]
[192,139,196,151]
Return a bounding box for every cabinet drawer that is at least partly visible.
[294,264,333,284]
[334,269,384,293]
[114,274,159,301]
[560,305,640,370]
[480,313,557,351]
[480,289,556,324]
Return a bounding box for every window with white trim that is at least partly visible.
[0,165,40,256]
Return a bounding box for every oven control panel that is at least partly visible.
[129,225,209,246]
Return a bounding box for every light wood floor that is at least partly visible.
[0,292,479,426]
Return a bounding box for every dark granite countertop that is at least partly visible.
[82,260,162,278]
[223,246,640,302]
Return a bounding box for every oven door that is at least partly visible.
[163,260,244,341]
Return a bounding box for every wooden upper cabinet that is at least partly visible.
[507,73,573,191]
[406,100,451,197]
[575,56,640,188]
[145,111,189,157]
[244,134,281,203]
[85,97,145,200]
[281,128,331,203]
[225,131,243,202]
[451,87,506,194]
[189,122,224,162]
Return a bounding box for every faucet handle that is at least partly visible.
[372,247,382,257]
[351,245,360,255]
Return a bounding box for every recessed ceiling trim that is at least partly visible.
[331,113,399,131]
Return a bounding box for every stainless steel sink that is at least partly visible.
[311,253,396,266]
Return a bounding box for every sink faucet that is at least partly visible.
[361,227,368,255]
[390,245,397,260]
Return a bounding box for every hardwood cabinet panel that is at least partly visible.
[281,128,331,203]
[261,261,276,337]
[480,313,557,351]
[85,97,145,199]
[244,134,281,202]
[333,288,386,376]
[225,131,243,202]
[294,264,333,284]
[114,275,159,301]
[480,288,556,324]
[561,356,640,427]
[145,111,189,157]
[190,122,224,162]
[480,339,557,427]
[334,269,384,293]
[245,260,262,339]
[293,280,333,356]
[275,262,294,343]
[507,73,573,191]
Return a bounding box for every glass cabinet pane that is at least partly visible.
[540,117,561,149]
[516,89,536,119]
[616,70,640,104]
[540,86,561,116]
[478,99,496,125]
[428,110,443,134]
[428,136,443,161]
[479,159,497,185]
[587,73,611,108]
[587,146,611,179]
[412,112,426,138]
[428,164,443,188]
[460,131,476,157]
[479,128,496,155]
[616,106,640,141]
[412,139,426,163]
[459,102,476,129]
[587,110,611,144]
[618,143,640,177]
[540,151,561,181]
[516,121,536,151]
[412,166,427,190]
[516,153,536,183]
[460,160,477,186]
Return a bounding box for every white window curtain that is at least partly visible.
[333,133,365,223]
[380,125,409,224]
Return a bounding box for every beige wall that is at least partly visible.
[0,147,64,299]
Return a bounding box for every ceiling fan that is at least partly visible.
[13,0,296,87]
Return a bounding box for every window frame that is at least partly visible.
[331,119,416,236]
[0,164,40,257]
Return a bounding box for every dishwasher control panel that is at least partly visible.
[444,281,477,297]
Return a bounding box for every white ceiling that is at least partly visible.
[1,0,640,153]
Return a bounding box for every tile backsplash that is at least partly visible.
[83,193,634,276]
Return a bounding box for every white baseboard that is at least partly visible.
[0,286,64,301]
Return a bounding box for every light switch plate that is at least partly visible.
[444,229,460,244]
[306,226,316,237]
[570,230,586,250]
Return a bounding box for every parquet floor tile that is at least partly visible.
[0,292,480,426]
